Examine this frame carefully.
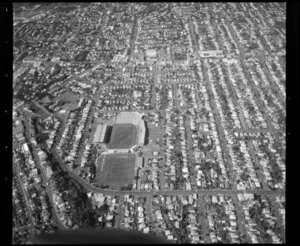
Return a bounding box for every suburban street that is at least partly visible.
[21,110,68,230]
[224,17,283,144]
[13,162,35,228]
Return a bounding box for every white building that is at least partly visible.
[199,50,224,58]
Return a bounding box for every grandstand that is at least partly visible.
[116,112,141,125]
[137,120,145,145]
[93,124,108,143]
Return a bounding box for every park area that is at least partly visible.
[95,154,136,189]
[107,124,137,149]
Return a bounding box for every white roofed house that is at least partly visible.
[145,49,157,62]
[22,143,29,153]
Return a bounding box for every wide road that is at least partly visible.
[50,144,285,197]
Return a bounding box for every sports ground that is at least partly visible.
[107,124,137,149]
[96,154,136,188]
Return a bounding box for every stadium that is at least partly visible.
[92,112,146,189]
[93,112,146,150]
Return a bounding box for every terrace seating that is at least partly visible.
[116,112,142,126]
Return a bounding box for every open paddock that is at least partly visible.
[107,124,137,149]
[95,153,136,189]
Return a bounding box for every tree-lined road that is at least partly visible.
[21,111,68,229]
[13,162,35,228]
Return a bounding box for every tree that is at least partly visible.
[240,171,249,181]
[134,175,140,183]
[277,111,285,125]
[232,144,239,152]
[36,132,49,143]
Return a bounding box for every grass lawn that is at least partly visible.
[107,124,137,149]
[57,91,80,103]
[96,154,136,188]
